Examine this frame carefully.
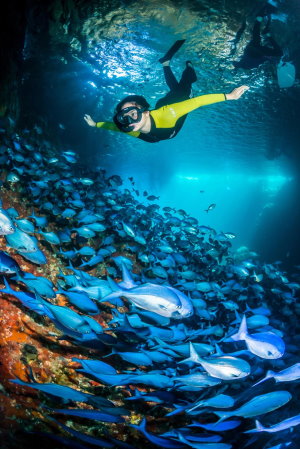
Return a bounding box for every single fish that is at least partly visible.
[227,315,285,359]
[213,391,291,421]
[0,209,15,235]
[185,351,251,381]
[204,203,216,213]
[174,372,221,389]
[177,433,231,449]
[253,362,300,387]
[188,420,241,432]
[6,228,39,253]
[0,251,21,274]
[245,414,300,433]
[10,379,94,402]
[47,407,124,423]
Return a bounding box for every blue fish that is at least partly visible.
[18,248,47,264]
[14,218,35,233]
[0,278,55,317]
[188,420,241,432]
[0,251,21,274]
[61,208,76,218]
[73,226,96,238]
[47,407,125,423]
[213,391,291,421]
[76,246,96,256]
[177,433,231,449]
[245,414,300,433]
[10,378,94,402]
[72,358,117,375]
[38,230,61,245]
[29,210,48,227]
[105,348,153,366]
[79,254,104,267]
[56,287,99,314]
[13,272,55,297]
[5,228,39,253]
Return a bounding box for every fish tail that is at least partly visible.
[0,277,14,294]
[252,370,275,387]
[100,291,122,303]
[230,314,248,341]
[255,420,265,431]
[9,378,27,386]
[130,417,147,433]
[215,410,231,422]
[103,348,116,358]
[244,420,264,433]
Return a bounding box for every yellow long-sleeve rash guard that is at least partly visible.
[96,93,226,143]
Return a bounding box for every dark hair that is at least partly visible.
[115,95,150,112]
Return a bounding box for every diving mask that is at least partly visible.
[116,106,146,126]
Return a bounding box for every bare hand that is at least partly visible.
[84,114,96,127]
[226,85,249,100]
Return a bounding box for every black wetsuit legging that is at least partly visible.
[155,64,198,132]
[234,19,283,69]
[248,19,282,58]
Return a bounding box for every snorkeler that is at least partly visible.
[232,7,283,70]
[84,40,249,143]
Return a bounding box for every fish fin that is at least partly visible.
[66,260,76,273]
[215,411,231,423]
[178,342,201,365]
[255,420,264,431]
[106,276,122,292]
[103,348,116,358]
[121,262,137,288]
[244,420,263,433]
[214,343,223,356]
[1,277,14,294]
[27,365,37,383]
[230,314,248,341]
[130,417,147,432]
[165,405,188,416]
[252,370,275,387]
[10,378,27,386]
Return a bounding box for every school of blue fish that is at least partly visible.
[0,128,300,449]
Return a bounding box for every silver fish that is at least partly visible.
[214,391,291,421]
[0,209,15,235]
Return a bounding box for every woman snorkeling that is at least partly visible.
[84,40,249,143]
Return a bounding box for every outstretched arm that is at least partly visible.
[83,114,140,137]
[225,85,250,100]
[152,85,249,126]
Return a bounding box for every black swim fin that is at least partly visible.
[159,39,186,63]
